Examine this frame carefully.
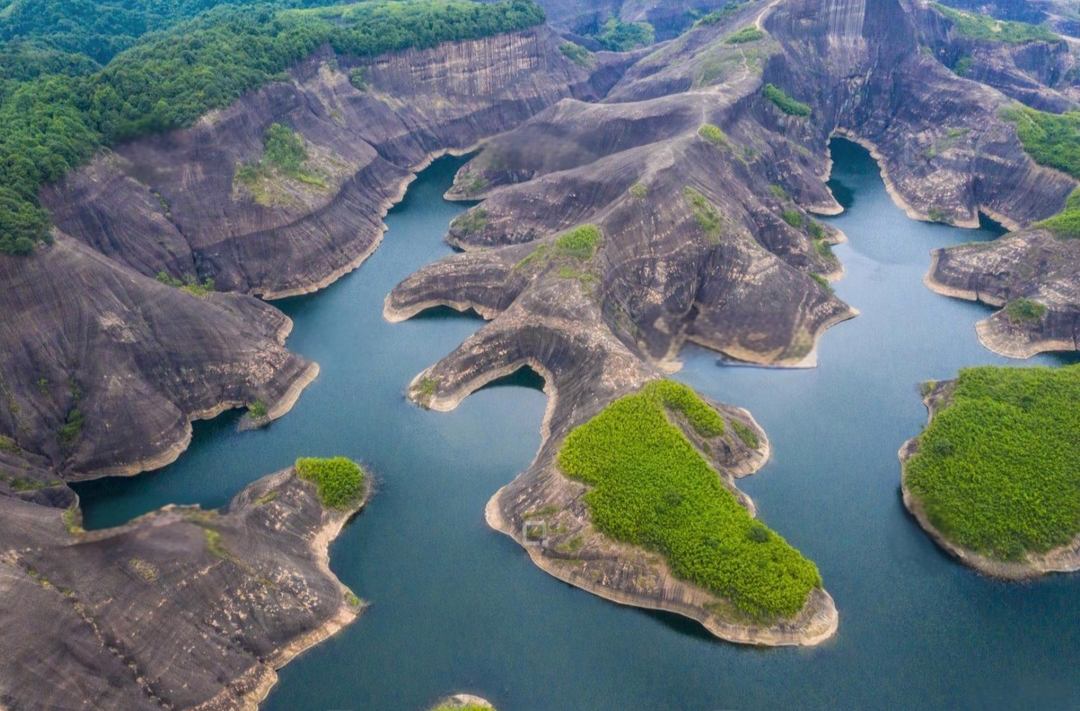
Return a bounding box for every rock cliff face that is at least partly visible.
[0,466,368,711]
[385,0,1079,644]
[926,228,1080,357]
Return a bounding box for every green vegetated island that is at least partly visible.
[558,380,822,623]
[296,456,366,509]
[901,365,1080,577]
[0,0,546,254]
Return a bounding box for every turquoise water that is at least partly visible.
[76,141,1080,711]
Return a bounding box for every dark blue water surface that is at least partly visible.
[76,141,1080,711]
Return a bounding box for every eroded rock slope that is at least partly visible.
[386,0,1077,644]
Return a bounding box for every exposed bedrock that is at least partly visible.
[0,238,315,480]
[42,27,633,299]
[0,466,368,711]
[926,229,1080,357]
[929,35,1080,111]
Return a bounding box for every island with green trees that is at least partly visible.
[901,366,1080,577]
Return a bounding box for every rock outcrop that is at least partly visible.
[0,237,316,479]
[0,466,368,710]
[926,228,1080,357]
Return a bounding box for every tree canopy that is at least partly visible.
[0,0,546,254]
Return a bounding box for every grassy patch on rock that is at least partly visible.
[295,456,365,509]
[932,4,1059,44]
[1004,297,1046,323]
[684,186,723,243]
[904,365,1080,560]
[1035,188,1080,239]
[724,26,764,44]
[1000,105,1080,180]
[557,380,821,621]
[762,83,811,117]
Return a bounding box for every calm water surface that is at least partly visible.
[77,141,1080,711]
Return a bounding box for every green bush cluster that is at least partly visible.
[762,83,811,117]
[645,380,725,437]
[683,186,723,243]
[1000,105,1080,180]
[780,209,803,228]
[1035,188,1080,239]
[905,365,1080,560]
[155,271,215,297]
[0,0,546,254]
[248,400,269,419]
[557,380,821,620]
[724,26,764,44]
[295,456,365,509]
[697,123,732,151]
[554,224,601,260]
[628,183,648,199]
[592,17,654,52]
[931,4,1059,44]
[559,42,592,68]
[695,2,747,27]
[1004,297,1047,323]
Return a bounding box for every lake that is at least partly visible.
[76,139,1080,711]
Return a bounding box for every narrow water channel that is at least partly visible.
[76,141,1080,711]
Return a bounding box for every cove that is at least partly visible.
[75,141,1080,711]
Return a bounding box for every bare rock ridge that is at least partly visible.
[0,467,369,711]
[385,0,1077,644]
[0,238,316,480]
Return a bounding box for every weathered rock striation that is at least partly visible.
[0,466,368,710]
[926,227,1080,357]
[0,238,316,480]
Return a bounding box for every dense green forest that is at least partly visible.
[558,380,820,622]
[0,0,545,254]
[905,365,1080,561]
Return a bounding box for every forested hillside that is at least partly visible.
[0,0,546,254]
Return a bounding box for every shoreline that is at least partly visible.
[245,472,373,710]
[923,252,1075,358]
[262,145,482,302]
[72,362,320,482]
